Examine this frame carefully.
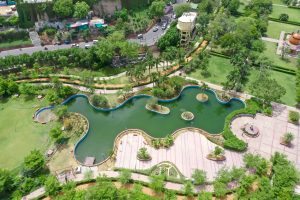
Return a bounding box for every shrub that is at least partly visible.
[279,13,289,21]
[119,169,132,185]
[137,147,151,160]
[289,111,299,124]
[192,169,206,185]
[91,95,109,108]
[183,181,194,197]
[150,175,165,193]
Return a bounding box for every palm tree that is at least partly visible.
[283,132,294,144]
[154,57,161,72]
[150,72,159,86]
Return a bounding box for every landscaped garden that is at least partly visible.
[270,4,300,23]
[1,0,300,199]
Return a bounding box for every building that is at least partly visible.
[286,32,300,55]
[176,12,197,46]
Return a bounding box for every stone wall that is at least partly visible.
[93,0,122,17]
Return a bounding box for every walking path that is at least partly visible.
[261,37,279,43]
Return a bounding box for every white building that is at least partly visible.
[176,12,197,46]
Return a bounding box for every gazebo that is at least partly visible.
[286,32,300,55]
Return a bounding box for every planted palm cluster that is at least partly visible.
[281,132,294,147]
[151,134,174,149]
[137,147,151,161]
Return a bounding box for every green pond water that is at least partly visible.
[66,87,245,164]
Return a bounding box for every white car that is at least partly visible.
[85,44,91,49]
[93,40,99,44]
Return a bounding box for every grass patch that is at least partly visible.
[270,5,300,23]
[188,55,296,106]
[267,21,300,39]
[262,41,298,70]
[0,39,32,49]
[0,96,56,169]
[66,67,127,78]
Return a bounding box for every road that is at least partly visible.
[0,15,174,58]
[0,41,94,57]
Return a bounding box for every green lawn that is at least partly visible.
[270,5,300,23]
[272,0,285,4]
[262,41,298,70]
[0,39,32,49]
[189,55,296,106]
[267,21,300,39]
[0,96,55,169]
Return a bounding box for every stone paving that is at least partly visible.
[232,107,300,169]
[115,131,245,181]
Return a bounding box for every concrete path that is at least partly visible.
[29,31,41,46]
[261,37,279,43]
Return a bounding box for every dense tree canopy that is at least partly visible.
[73,1,90,19]
[53,0,74,18]
[149,0,166,18]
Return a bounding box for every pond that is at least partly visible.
[66,86,245,164]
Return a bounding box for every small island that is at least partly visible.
[181,111,194,121]
[145,97,170,115]
[196,93,209,102]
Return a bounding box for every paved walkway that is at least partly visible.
[115,131,244,181]
[261,37,279,43]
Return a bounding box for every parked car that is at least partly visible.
[137,34,143,39]
[85,44,90,49]
[64,40,70,44]
[93,40,99,44]
[153,26,159,32]
[162,23,167,30]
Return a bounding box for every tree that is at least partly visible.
[183,181,194,197]
[23,150,45,176]
[0,78,18,97]
[54,105,68,119]
[53,0,74,18]
[227,0,240,15]
[0,169,14,196]
[73,1,90,19]
[198,0,216,14]
[249,75,286,106]
[119,169,132,185]
[245,0,272,17]
[174,3,191,17]
[19,83,37,96]
[45,175,60,196]
[279,13,289,21]
[149,0,166,19]
[192,169,206,185]
[50,126,64,144]
[157,23,180,51]
[93,39,114,66]
[149,175,165,193]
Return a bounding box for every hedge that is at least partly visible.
[268,17,300,26]
[209,51,296,76]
